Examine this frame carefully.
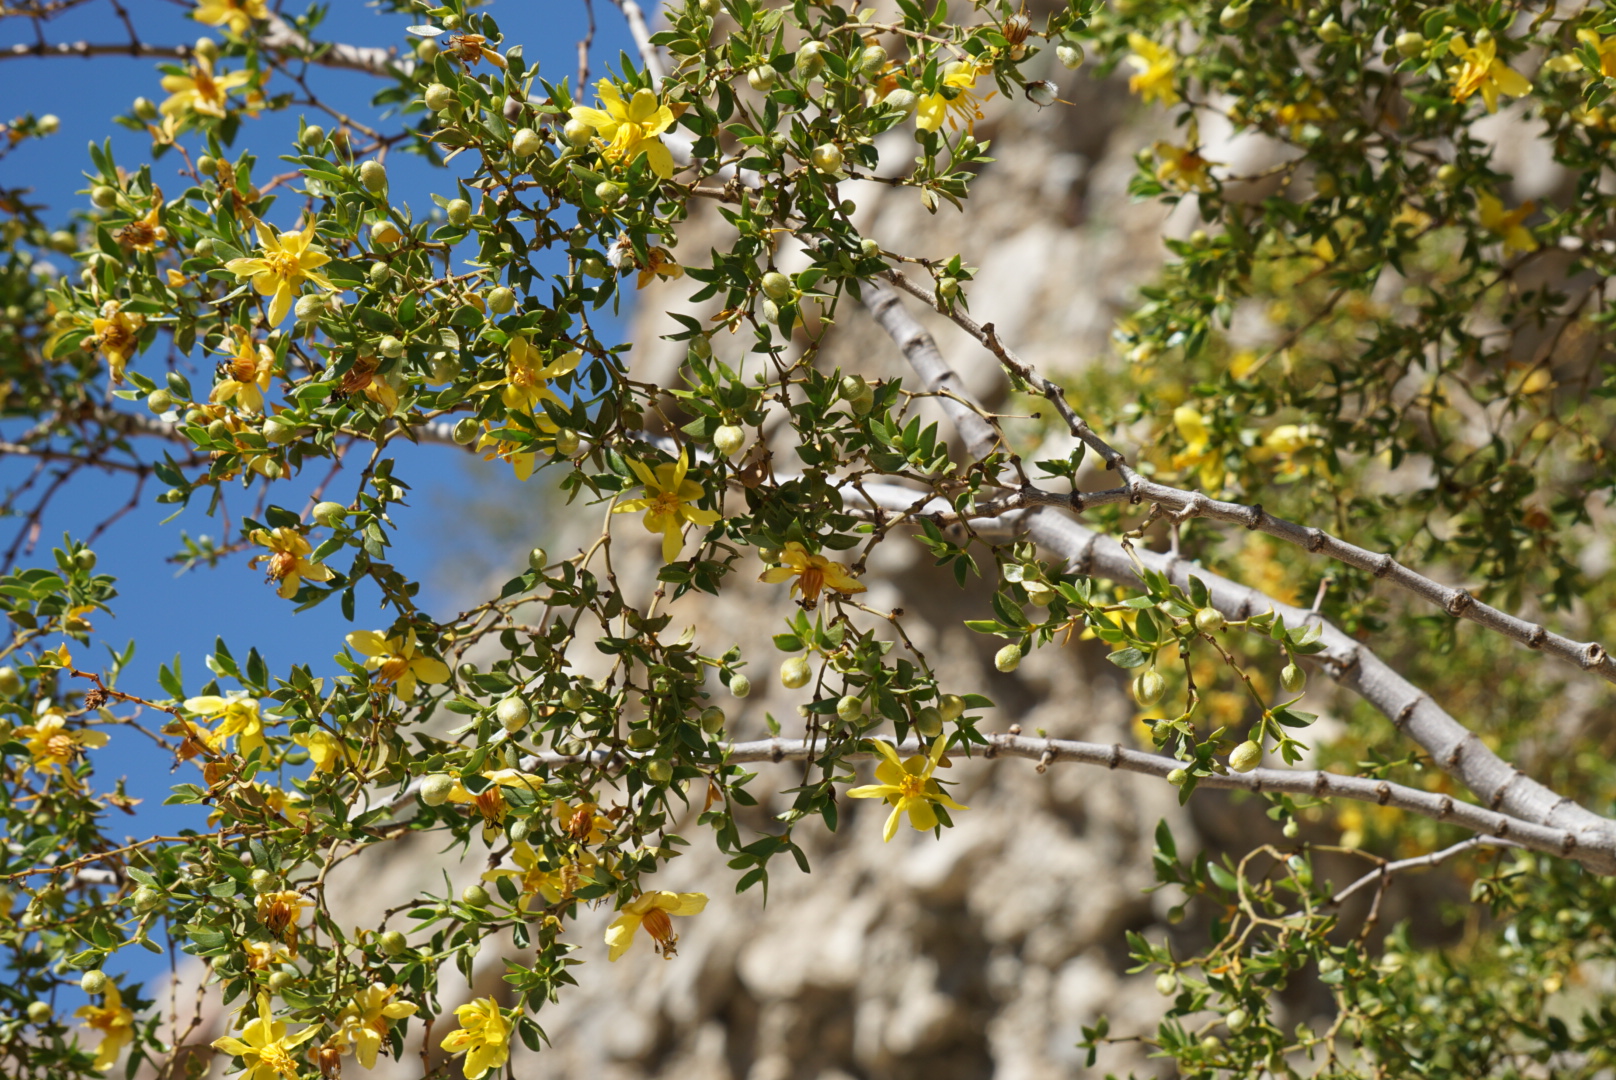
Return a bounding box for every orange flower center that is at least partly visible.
[258,1042,299,1076]
[472,790,506,823]
[45,733,77,760]
[650,492,682,516]
[193,69,221,102]
[230,352,259,381]
[797,566,825,602]
[897,774,927,800]
[641,906,675,948]
[99,320,137,353]
[375,655,410,685]
[266,249,302,281]
[118,221,158,249]
[267,551,298,581]
[566,807,596,840]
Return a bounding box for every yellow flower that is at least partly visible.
[1261,423,1325,480]
[294,728,351,773]
[553,798,614,844]
[497,338,579,414]
[1170,405,1224,492]
[611,450,721,563]
[916,62,991,133]
[484,841,598,909]
[212,329,276,412]
[116,202,168,252]
[248,527,332,599]
[636,246,683,290]
[1449,34,1531,113]
[255,889,305,943]
[568,80,680,179]
[1152,141,1215,191]
[76,981,135,1072]
[194,0,268,36]
[335,354,400,415]
[243,939,292,970]
[211,994,318,1080]
[160,55,251,119]
[1572,28,1616,77]
[605,890,708,961]
[91,300,144,382]
[1126,35,1180,106]
[476,423,546,482]
[16,708,108,777]
[225,219,337,326]
[183,693,265,757]
[846,737,968,843]
[335,984,417,1070]
[446,769,547,841]
[758,541,866,607]
[344,629,451,701]
[439,997,511,1080]
[1477,191,1538,253]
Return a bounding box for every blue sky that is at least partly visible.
[1,0,633,990]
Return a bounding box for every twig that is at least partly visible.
[1327,836,1515,906]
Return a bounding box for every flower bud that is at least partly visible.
[1133,669,1166,706]
[563,118,594,147]
[858,44,888,76]
[262,417,299,445]
[581,256,608,278]
[1282,819,1300,839]
[780,656,812,689]
[1226,1008,1249,1033]
[647,759,674,783]
[859,238,881,258]
[522,547,547,574]
[914,706,943,737]
[81,970,109,995]
[747,65,778,91]
[1195,607,1225,634]
[356,160,388,195]
[131,884,164,912]
[1156,972,1179,996]
[760,271,792,299]
[419,774,455,806]
[810,143,843,173]
[1219,3,1250,30]
[379,930,408,956]
[133,96,159,120]
[713,424,746,459]
[0,666,20,697]
[729,673,751,698]
[312,501,346,528]
[194,36,219,62]
[27,1001,52,1024]
[300,124,326,147]
[553,428,580,455]
[415,37,440,62]
[1056,43,1085,70]
[512,127,543,158]
[938,694,966,722]
[1229,739,1263,772]
[496,696,531,732]
[883,88,919,116]
[994,644,1022,672]
[452,417,480,444]
[424,83,455,112]
[1394,31,1426,57]
[91,185,118,209]
[1281,663,1306,694]
[488,286,516,314]
[196,155,218,176]
[936,276,960,300]
[143,388,173,415]
[446,198,472,225]
[461,884,490,907]
[379,335,405,359]
[700,706,726,733]
[836,695,864,722]
[1166,768,1187,786]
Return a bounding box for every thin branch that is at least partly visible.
[609,0,664,83]
[880,268,1616,693]
[1327,836,1514,907]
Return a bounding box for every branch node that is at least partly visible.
[1068,489,1085,513]
[1444,589,1474,617]
[1375,782,1392,805]
[1394,695,1422,729]
[1107,743,1122,770]
[1492,816,1510,838]
[1304,527,1326,552]
[1312,772,1329,796]
[1436,796,1454,819]
[1374,553,1397,579]
[1581,642,1608,670]
[1244,503,1264,529]
[1526,624,1547,649]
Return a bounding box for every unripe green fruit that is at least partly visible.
[1226,1008,1249,1033]
[1219,4,1250,30]
[699,0,720,13]
[1395,31,1426,57]
[554,428,580,455]
[249,868,275,893]
[312,501,347,528]
[194,36,218,62]
[81,970,109,995]
[267,971,293,993]
[91,185,118,209]
[647,759,675,783]
[581,256,608,278]
[300,124,326,147]
[527,546,548,572]
[453,418,480,445]
[1281,663,1306,694]
[1152,720,1173,742]
[146,389,174,414]
[419,773,455,806]
[840,374,868,401]
[859,238,881,258]
[496,696,531,732]
[206,419,232,443]
[446,199,472,225]
[1166,767,1188,786]
[796,40,826,78]
[1318,19,1345,43]
[1133,669,1166,706]
[859,45,888,76]
[1024,581,1055,606]
[938,694,966,723]
[1229,739,1263,773]
[461,884,490,907]
[1200,1036,1222,1054]
[416,37,440,62]
[627,727,657,749]
[936,276,960,300]
[488,287,516,314]
[594,181,625,204]
[780,656,811,689]
[994,644,1022,672]
[747,65,778,91]
[884,88,918,116]
[1056,43,1085,70]
[371,262,395,288]
[836,695,864,722]
[131,885,163,912]
[196,155,218,176]
[1156,972,1178,996]
[512,127,542,158]
[729,673,751,698]
[1195,607,1225,634]
[1283,819,1300,839]
[713,424,746,459]
[49,229,76,253]
[293,294,326,323]
[914,706,943,738]
[563,118,594,147]
[424,83,455,112]
[1437,163,1461,186]
[379,930,408,956]
[262,418,299,445]
[810,143,843,173]
[0,666,21,697]
[379,335,405,360]
[128,97,159,124]
[760,271,792,299]
[700,706,726,733]
[27,1001,52,1024]
[370,220,402,247]
[562,688,586,710]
